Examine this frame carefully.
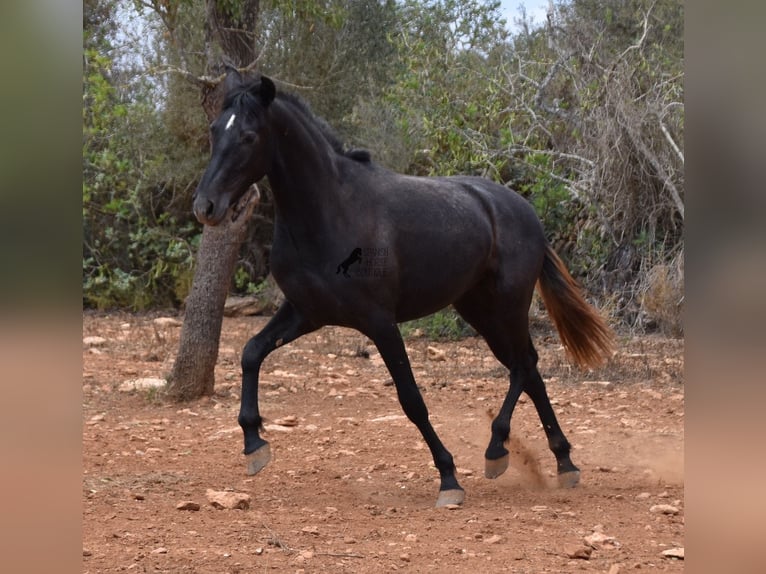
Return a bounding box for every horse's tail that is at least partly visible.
[536,244,614,369]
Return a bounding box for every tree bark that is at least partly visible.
[166,187,259,400]
[166,0,261,400]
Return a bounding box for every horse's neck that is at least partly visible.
[267,100,340,231]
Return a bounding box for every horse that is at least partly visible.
[192,71,614,507]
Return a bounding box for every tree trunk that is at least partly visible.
[166,0,260,400]
[166,187,259,400]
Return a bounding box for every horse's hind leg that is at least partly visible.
[455,294,579,486]
[522,338,580,487]
[239,301,316,475]
[454,295,526,479]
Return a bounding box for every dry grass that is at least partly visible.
[640,251,684,337]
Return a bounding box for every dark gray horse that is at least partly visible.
[192,72,614,507]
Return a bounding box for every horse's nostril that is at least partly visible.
[204,200,215,217]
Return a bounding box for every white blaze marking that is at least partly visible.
[225,113,236,131]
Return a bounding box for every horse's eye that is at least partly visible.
[241,131,257,144]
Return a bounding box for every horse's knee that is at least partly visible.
[241,337,268,372]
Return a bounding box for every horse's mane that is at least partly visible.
[224,79,371,163]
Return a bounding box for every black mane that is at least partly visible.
[225,79,371,163]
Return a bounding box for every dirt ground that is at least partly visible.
[82,311,684,573]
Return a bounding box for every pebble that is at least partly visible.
[83,336,107,347]
[484,534,502,544]
[427,346,446,361]
[565,545,592,560]
[206,489,251,510]
[176,501,201,511]
[153,317,181,327]
[118,378,166,392]
[649,504,679,515]
[661,547,684,559]
[584,531,619,549]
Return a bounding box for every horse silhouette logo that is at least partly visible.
[337,247,363,277]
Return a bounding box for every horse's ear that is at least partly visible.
[257,75,276,107]
[223,66,243,94]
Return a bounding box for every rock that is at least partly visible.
[607,565,621,574]
[661,547,684,559]
[636,492,651,500]
[272,415,299,427]
[649,504,679,515]
[118,378,166,392]
[565,545,592,560]
[298,550,314,560]
[176,501,201,511]
[484,535,502,544]
[584,531,619,549]
[301,526,319,535]
[223,295,270,317]
[151,547,168,554]
[153,317,181,327]
[83,336,107,347]
[206,489,251,510]
[427,346,446,361]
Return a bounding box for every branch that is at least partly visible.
[659,120,684,165]
[616,0,654,62]
[148,58,262,89]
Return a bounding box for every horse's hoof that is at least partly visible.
[557,470,580,488]
[485,454,510,479]
[435,488,465,508]
[245,443,272,475]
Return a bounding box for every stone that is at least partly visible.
[661,547,684,559]
[118,378,166,392]
[176,501,201,511]
[565,545,592,560]
[584,531,619,549]
[206,489,251,510]
[484,535,502,544]
[151,547,168,554]
[83,336,107,347]
[649,504,679,515]
[153,317,181,327]
[427,346,446,361]
[272,415,299,427]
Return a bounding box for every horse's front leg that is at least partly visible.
[239,301,316,475]
[367,320,465,507]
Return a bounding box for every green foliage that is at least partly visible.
[82,0,684,330]
[83,10,202,309]
[400,308,475,341]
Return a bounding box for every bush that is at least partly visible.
[400,308,475,341]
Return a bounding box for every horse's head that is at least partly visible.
[193,71,276,226]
